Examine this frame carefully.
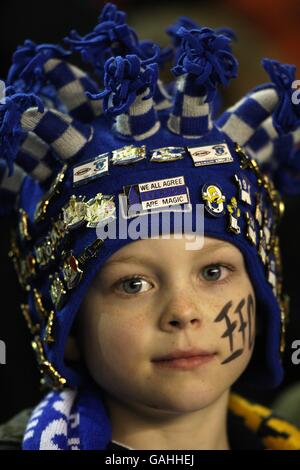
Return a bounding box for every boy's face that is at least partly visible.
[79,235,256,414]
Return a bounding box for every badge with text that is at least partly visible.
[121,176,190,218]
[188,143,233,167]
[73,153,109,187]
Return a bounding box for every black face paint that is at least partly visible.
[214,294,255,365]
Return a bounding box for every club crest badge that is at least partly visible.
[188,143,233,167]
[73,153,109,186]
[255,193,263,226]
[202,183,226,217]
[258,229,267,264]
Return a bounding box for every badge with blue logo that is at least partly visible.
[73,153,109,187]
[188,143,233,167]
[120,176,191,218]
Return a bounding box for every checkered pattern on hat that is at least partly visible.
[43,59,102,122]
[115,87,161,140]
[167,75,213,138]
[16,132,55,182]
[20,107,92,160]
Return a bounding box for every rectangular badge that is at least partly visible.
[188,143,233,167]
[73,153,109,186]
[121,176,191,218]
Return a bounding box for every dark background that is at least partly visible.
[0,0,300,424]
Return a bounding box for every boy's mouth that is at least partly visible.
[151,348,216,370]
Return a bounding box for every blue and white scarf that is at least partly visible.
[22,385,112,450]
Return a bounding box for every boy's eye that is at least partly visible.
[119,277,152,295]
[201,264,228,282]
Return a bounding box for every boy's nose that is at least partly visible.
[158,293,202,332]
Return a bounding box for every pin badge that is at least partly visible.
[61,254,83,290]
[122,176,190,218]
[267,254,277,296]
[111,145,146,165]
[227,197,241,234]
[150,147,185,162]
[85,193,116,228]
[62,195,87,230]
[255,193,263,226]
[245,211,257,245]
[73,153,109,187]
[34,164,68,223]
[50,273,67,311]
[234,174,252,205]
[35,237,55,269]
[49,218,68,250]
[258,229,267,264]
[188,143,233,167]
[262,208,272,247]
[19,208,31,241]
[202,183,226,217]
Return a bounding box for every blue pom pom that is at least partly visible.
[87,54,158,116]
[171,26,238,102]
[262,58,300,135]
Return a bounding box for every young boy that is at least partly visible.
[1,2,300,450]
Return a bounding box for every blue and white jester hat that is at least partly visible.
[1,3,299,390]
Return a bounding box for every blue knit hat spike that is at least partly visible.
[1,2,299,399]
[167,26,238,138]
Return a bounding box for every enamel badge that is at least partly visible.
[34,163,67,223]
[245,211,257,245]
[85,193,116,228]
[111,145,146,165]
[234,174,252,205]
[255,193,263,226]
[267,254,277,296]
[62,195,87,230]
[258,229,267,264]
[202,184,226,217]
[73,153,109,186]
[50,273,67,311]
[149,147,185,162]
[227,197,241,234]
[61,254,83,290]
[121,176,190,218]
[19,208,31,241]
[188,143,233,167]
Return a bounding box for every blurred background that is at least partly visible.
[0,0,300,425]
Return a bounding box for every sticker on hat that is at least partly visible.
[72,153,109,187]
[150,147,185,162]
[111,145,146,165]
[202,183,226,217]
[188,143,233,167]
[120,175,191,218]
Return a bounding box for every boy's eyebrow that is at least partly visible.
[104,241,232,267]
